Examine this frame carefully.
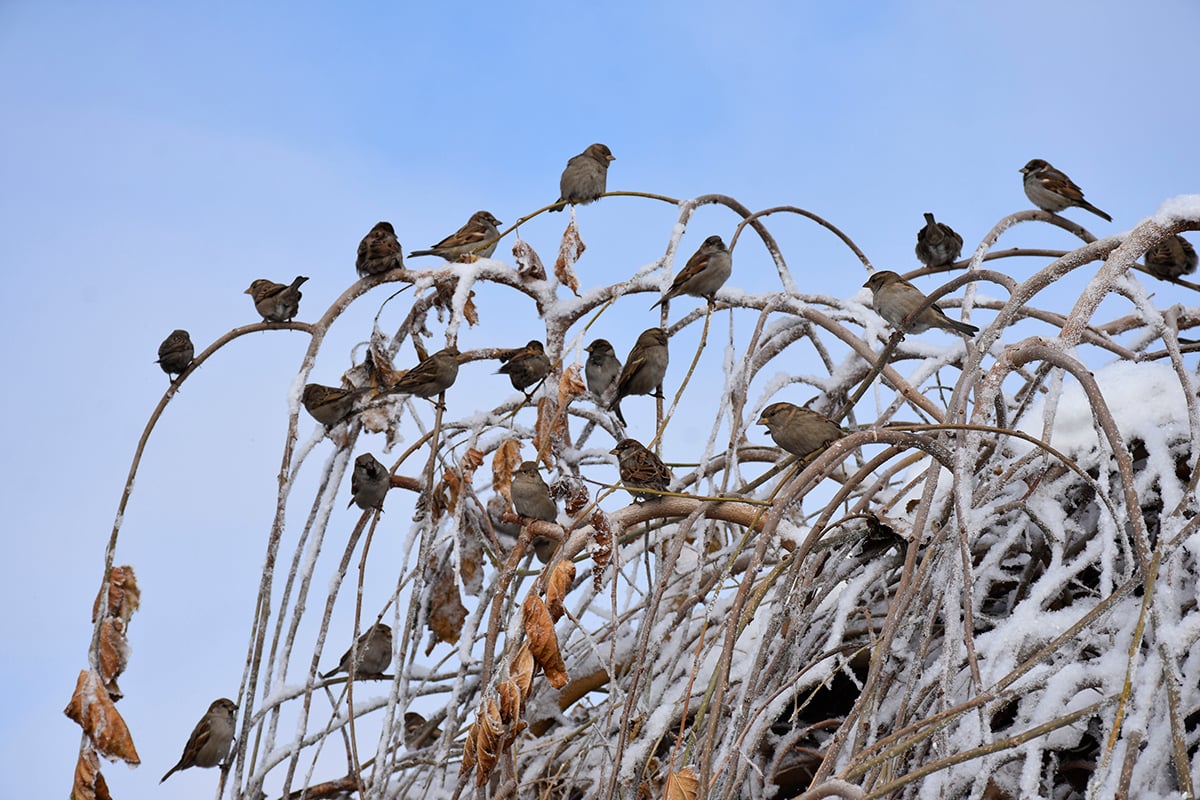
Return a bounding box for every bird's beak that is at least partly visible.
[607,154,615,162]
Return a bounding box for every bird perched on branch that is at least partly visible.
[497,340,550,395]
[652,235,732,308]
[757,402,845,459]
[302,383,362,427]
[863,270,978,336]
[156,329,194,380]
[321,623,393,679]
[245,276,308,322]
[611,438,671,501]
[609,328,669,425]
[349,453,389,511]
[408,211,502,261]
[356,221,404,277]
[914,213,963,268]
[511,461,557,522]
[1144,235,1197,280]
[585,339,621,400]
[387,346,461,399]
[160,698,237,783]
[1020,159,1111,222]
[551,143,614,211]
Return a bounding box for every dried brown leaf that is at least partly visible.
[513,238,547,281]
[553,472,591,517]
[665,766,700,800]
[461,447,484,475]
[533,397,562,467]
[523,594,568,688]
[462,289,479,326]
[426,567,467,651]
[497,679,522,724]
[460,722,478,776]
[492,438,524,507]
[545,560,576,622]
[460,522,485,597]
[512,642,536,700]
[63,670,140,765]
[96,619,128,694]
[554,218,584,295]
[71,748,111,800]
[92,565,140,624]
[557,364,586,409]
[474,698,502,786]
[590,509,614,591]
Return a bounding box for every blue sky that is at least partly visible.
[2,2,1197,797]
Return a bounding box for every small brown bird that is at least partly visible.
[497,340,550,394]
[408,211,502,261]
[156,329,194,380]
[757,402,845,459]
[914,213,963,268]
[1144,235,1198,280]
[1020,159,1112,222]
[863,271,978,336]
[322,622,393,679]
[349,453,389,511]
[302,383,360,427]
[356,221,404,277]
[511,461,557,522]
[245,276,308,322]
[160,698,237,783]
[652,235,732,308]
[404,711,443,749]
[609,328,669,425]
[585,339,621,400]
[387,346,461,398]
[551,143,615,211]
[610,438,671,501]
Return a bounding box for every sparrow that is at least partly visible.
[322,622,393,678]
[349,453,389,510]
[408,211,502,261]
[914,213,963,268]
[302,383,361,427]
[651,235,732,308]
[156,329,194,379]
[356,221,404,277]
[550,143,615,211]
[387,346,461,398]
[757,402,845,458]
[584,339,621,400]
[1020,159,1112,222]
[863,271,978,336]
[1143,235,1198,280]
[245,276,308,322]
[404,711,443,749]
[511,461,557,522]
[610,438,671,501]
[497,340,550,394]
[160,698,237,783]
[609,328,669,425]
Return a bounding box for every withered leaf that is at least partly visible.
[590,509,614,591]
[96,619,128,694]
[513,238,547,281]
[554,218,585,296]
[459,722,478,777]
[461,447,484,475]
[63,670,140,765]
[511,642,535,700]
[532,397,562,468]
[557,364,586,409]
[545,560,576,622]
[426,567,467,651]
[474,698,502,786]
[523,594,568,688]
[665,766,700,800]
[92,565,140,625]
[497,679,522,725]
[491,438,524,508]
[71,748,112,800]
